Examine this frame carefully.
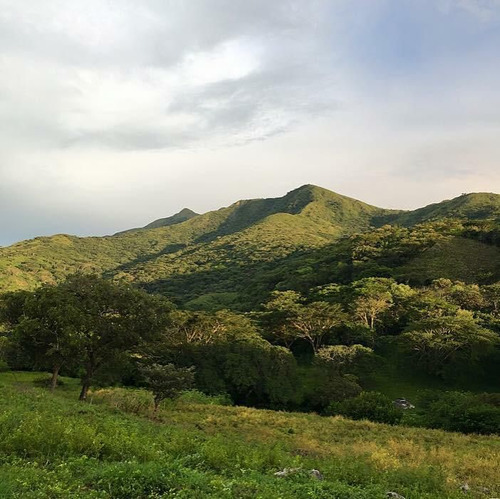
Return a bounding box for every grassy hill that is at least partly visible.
[0,185,396,293]
[1,186,499,302]
[395,193,500,226]
[1,371,498,498]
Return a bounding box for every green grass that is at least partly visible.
[0,371,499,498]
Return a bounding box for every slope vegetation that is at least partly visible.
[395,193,500,226]
[1,372,498,498]
[0,185,395,293]
[1,187,499,300]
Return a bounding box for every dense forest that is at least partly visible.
[1,186,499,437]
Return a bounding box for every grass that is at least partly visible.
[0,372,499,498]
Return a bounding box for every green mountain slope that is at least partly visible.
[0,185,394,293]
[395,236,500,284]
[1,186,499,300]
[395,192,500,226]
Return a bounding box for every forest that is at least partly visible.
[2,219,500,435]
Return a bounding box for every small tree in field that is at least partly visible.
[140,363,195,412]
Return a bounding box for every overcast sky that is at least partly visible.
[1,0,500,245]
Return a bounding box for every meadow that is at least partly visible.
[0,371,498,498]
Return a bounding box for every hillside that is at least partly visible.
[395,192,500,226]
[1,187,499,304]
[0,185,396,293]
[1,372,498,498]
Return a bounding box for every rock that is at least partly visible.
[274,467,301,478]
[460,483,470,493]
[393,398,415,410]
[274,468,324,480]
[386,492,406,499]
[310,469,323,480]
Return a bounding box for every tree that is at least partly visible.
[400,312,499,378]
[3,275,172,399]
[168,310,227,345]
[351,278,394,331]
[262,291,346,354]
[291,302,346,354]
[483,283,500,317]
[261,291,303,348]
[317,344,375,375]
[60,275,172,400]
[1,287,80,390]
[140,363,195,412]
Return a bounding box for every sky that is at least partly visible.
[1,0,500,245]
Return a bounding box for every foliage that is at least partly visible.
[2,275,173,399]
[412,391,500,435]
[327,392,404,425]
[140,363,195,411]
[399,313,499,378]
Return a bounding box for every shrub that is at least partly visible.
[177,390,233,406]
[416,391,500,434]
[327,392,403,425]
[140,363,195,412]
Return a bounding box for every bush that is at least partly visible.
[177,390,233,406]
[416,391,500,434]
[327,392,403,425]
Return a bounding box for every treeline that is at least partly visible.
[1,273,500,433]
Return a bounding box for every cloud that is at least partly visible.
[0,0,499,245]
[0,0,338,151]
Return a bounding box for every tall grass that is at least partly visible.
[0,372,498,498]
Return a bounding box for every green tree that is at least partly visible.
[140,363,195,412]
[263,291,346,353]
[261,291,303,348]
[351,278,394,331]
[61,275,171,400]
[483,283,500,317]
[317,344,375,375]
[4,275,172,399]
[1,287,81,389]
[400,312,499,378]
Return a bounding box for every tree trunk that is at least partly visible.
[50,365,61,392]
[79,379,90,401]
[79,351,96,401]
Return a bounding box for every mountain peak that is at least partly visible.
[143,208,199,230]
[115,208,199,234]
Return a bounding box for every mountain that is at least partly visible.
[117,208,199,234]
[394,192,500,226]
[0,185,499,303]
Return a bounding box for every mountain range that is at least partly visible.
[1,185,499,306]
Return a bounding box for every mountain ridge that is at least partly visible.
[0,185,499,295]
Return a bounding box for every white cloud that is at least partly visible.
[0,0,499,245]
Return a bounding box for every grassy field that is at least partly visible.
[0,372,499,498]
